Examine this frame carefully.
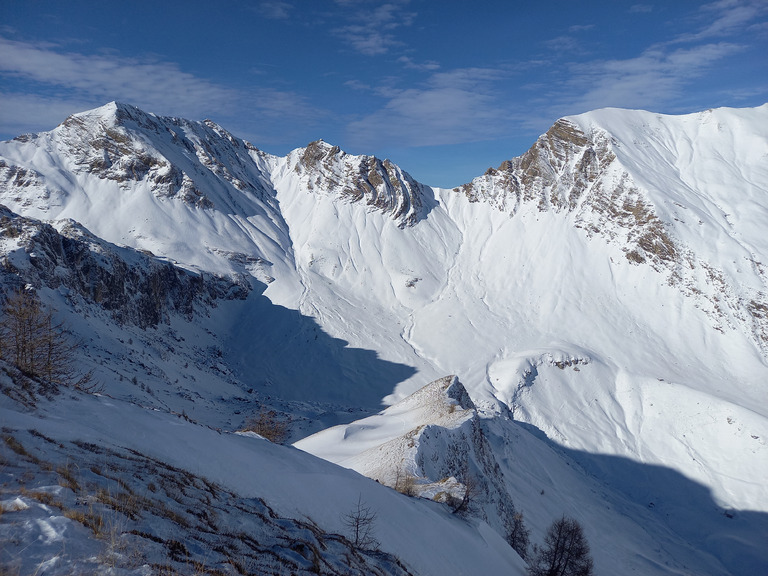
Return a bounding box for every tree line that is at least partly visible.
[0,287,92,394]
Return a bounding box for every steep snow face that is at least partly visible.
[452,106,768,356]
[424,106,768,518]
[263,144,458,397]
[566,105,768,353]
[0,101,293,283]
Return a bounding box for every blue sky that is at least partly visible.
[1,1,766,187]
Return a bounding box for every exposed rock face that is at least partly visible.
[292,140,428,227]
[0,159,62,212]
[0,205,248,328]
[415,415,523,551]
[455,119,676,268]
[455,118,768,354]
[12,102,277,211]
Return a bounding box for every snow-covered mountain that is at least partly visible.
[1,101,767,575]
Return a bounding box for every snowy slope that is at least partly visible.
[298,376,768,575]
[278,105,768,573]
[282,105,768,509]
[0,101,293,284]
[2,102,767,575]
[0,388,523,575]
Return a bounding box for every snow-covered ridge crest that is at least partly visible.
[47,101,276,210]
[296,375,486,503]
[453,107,768,354]
[454,117,676,268]
[297,376,543,563]
[288,139,430,227]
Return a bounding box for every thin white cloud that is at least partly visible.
[0,92,95,137]
[568,24,595,32]
[629,4,654,14]
[544,35,585,53]
[258,1,293,20]
[0,36,326,143]
[556,42,744,114]
[347,67,510,147]
[397,56,440,71]
[539,0,764,119]
[333,0,416,56]
[0,36,236,119]
[344,79,373,92]
[673,0,768,43]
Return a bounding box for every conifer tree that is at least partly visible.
[528,516,593,576]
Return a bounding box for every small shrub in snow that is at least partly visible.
[394,469,418,497]
[341,495,378,550]
[240,408,290,444]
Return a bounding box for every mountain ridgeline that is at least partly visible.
[1,102,767,576]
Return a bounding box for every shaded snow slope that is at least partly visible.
[0,204,414,431]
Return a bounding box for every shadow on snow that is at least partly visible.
[224,283,417,411]
[514,421,768,576]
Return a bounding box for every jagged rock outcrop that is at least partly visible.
[0,205,248,328]
[455,119,677,269]
[290,139,429,227]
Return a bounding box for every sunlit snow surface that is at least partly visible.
[0,392,521,575]
[1,102,767,574]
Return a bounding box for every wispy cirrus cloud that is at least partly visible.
[568,24,595,33]
[333,0,416,56]
[0,92,96,137]
[540,0,764,119]
[544,35,588,53]
[346,67,511,148]
[557,42,744,114]
[397,56,440,71]
[673,0,768,43]
[0,36,236,120]
[257,1,293,20]
[0,36,324,143]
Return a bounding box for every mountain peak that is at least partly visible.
[290,139,431,227]
[60,101,154,130]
